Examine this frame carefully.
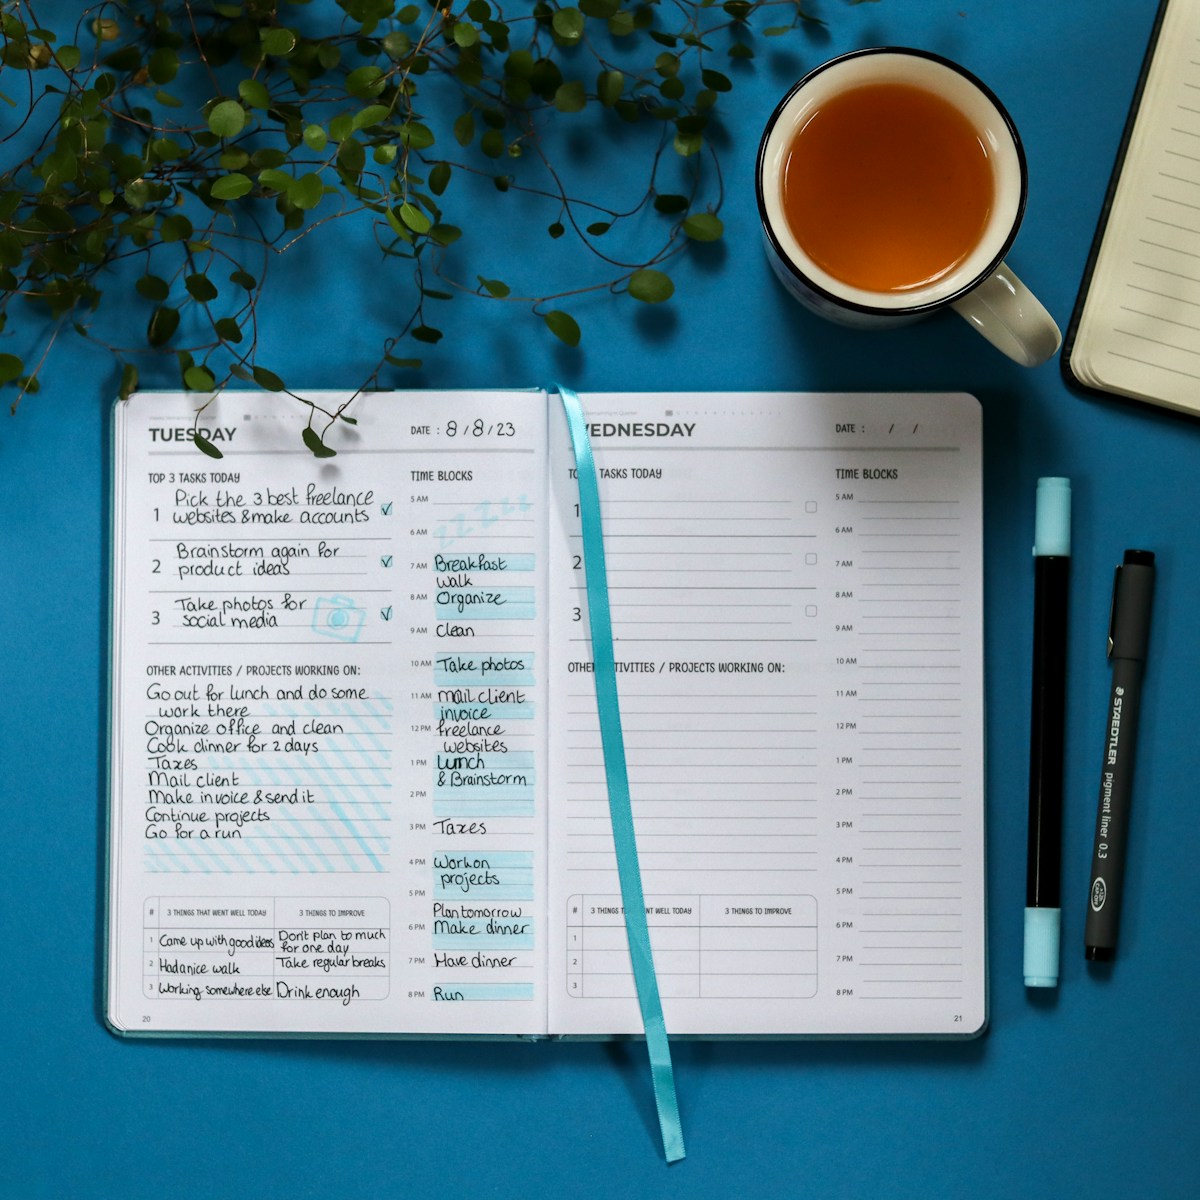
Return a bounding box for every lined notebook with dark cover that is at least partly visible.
[1064,0,1200,417]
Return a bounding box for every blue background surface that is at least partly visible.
[3,1,1198,1196]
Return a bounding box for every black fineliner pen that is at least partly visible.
[1084,549,1156,963]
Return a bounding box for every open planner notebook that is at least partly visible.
[1065,0,1200,416]
[107,389,987,1039]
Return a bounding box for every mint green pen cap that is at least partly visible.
[1033,477,1071,557]
[1024,906,1061,987]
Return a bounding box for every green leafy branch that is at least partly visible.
[0,0,853,457]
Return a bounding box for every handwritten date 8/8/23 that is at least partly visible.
[439,420,516,438]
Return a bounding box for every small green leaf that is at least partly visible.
[655,52,681,79]
[252,366,285,391]
[480,128,504,158]
[238,78,271,109]
[477,276,510,298]
[118,362,138,401]
[0,353,24,385]
[453,22,479,48]
[148,47,178,84]
[383,31,412,58]
[257,168,293,193]
[291,173,323,210]
[214,318,243,343]
[429,162,452,195]
[260,27,298,56]
[0,232,22,269]
[303,123,327,151]
[627,268,674,303]
[597,69,624,107]
[160,214,194,243]
[136,274,170,302]
[547,221,565,239]
[57,45,81,71]
[453,111,475,147]
[230,270,257,291]
[211,172,253,200]
[208,100,246,138]
[608,10,635,36]
[682,211,724,242]
[353,104,391,131]
[554,81,586,113]
[193,431,224,459]
[385,208,413,241]
[506,49,535,79]
[412,325,443,344]
[398,122,435,149]
[701,68,732,92]
[184,364,216,391]
[552,7,585,42]
[399,202,431,234]
[302,426,337,458]
[653,193,689,214]
[147,306,180,346]
[543,310,581,347]
[186,273,218,302]
[346,65,385,98]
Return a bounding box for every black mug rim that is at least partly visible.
[755,46,1030,317]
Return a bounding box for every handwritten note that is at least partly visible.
[109,390,548,1036]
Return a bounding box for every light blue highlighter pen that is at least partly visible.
[1024,478,1071,988]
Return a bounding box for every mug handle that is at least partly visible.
[950,262,1061,367]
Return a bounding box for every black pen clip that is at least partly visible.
[1106,564,1122,659]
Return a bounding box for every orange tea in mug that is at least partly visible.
[756,48,1061,366]
[779,82,995,294]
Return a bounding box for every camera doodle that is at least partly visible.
[311,595,366,642]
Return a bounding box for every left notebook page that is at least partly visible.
[107,391,549,1037]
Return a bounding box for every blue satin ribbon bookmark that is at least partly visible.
[555,385,685,1164]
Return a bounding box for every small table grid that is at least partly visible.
[566,894,817,999]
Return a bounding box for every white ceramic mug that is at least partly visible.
[756,47,1061,367]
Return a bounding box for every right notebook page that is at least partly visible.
[544,392,987,1038]
[1070,0,1200,415]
